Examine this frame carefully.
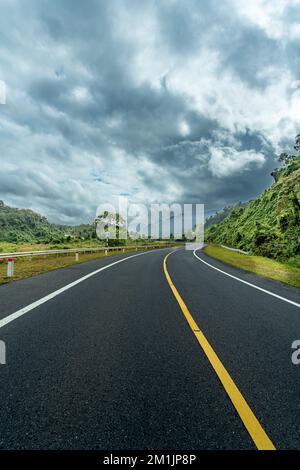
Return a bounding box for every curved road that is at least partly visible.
[0,247,299,449]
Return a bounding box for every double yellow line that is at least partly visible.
[163,251,275,450]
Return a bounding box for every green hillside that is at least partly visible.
[0,201,96,244]
[205,156,300,266]
[205,202,247,229]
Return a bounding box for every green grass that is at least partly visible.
[0,240,103,253]
[0,250,119,285]
[0,245,171,285]
[204,245,300,289]
[0,239,171,254]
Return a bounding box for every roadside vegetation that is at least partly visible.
[0,202,177,285]
[0,240,105,254]
[205,136,300,268]
[204,244,300,288]
[0,202,175,254]
[0,244,171,285]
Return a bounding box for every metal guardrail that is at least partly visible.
[220,245,249,255]
[0,244,175,260]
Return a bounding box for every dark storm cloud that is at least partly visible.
[222,27,282,88]
[0,0,299,222]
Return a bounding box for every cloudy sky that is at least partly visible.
[0,0,300,224]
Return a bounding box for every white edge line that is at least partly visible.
[193,249,300,309]
[0,249,168,330]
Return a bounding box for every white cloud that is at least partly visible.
[179,120,190,137]
[168,53,300,151]
[232,0,300,40]
[209,147,265,177]
[71,86,92,103]
[0,0,299,221]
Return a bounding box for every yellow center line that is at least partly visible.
[163,250,276,451]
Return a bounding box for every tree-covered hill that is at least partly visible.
[205,202,247,229]
[0,201,96,243]
[205,155,300,264]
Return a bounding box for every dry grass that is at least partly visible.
[0,247,144,285]
[0,241,105,253]
[204,244,300,289]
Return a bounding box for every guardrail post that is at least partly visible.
[75,252,79,262]
[105,249,108,256]
[7,258,14,277]
[122,248,125,253]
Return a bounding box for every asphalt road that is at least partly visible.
[0,247,299,450]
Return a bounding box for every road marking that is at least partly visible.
[0,249,168,330]
[193,250,300,309]
[163,251,276,451]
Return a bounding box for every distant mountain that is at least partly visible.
[0,201,96,243]
[205,156,300,263]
